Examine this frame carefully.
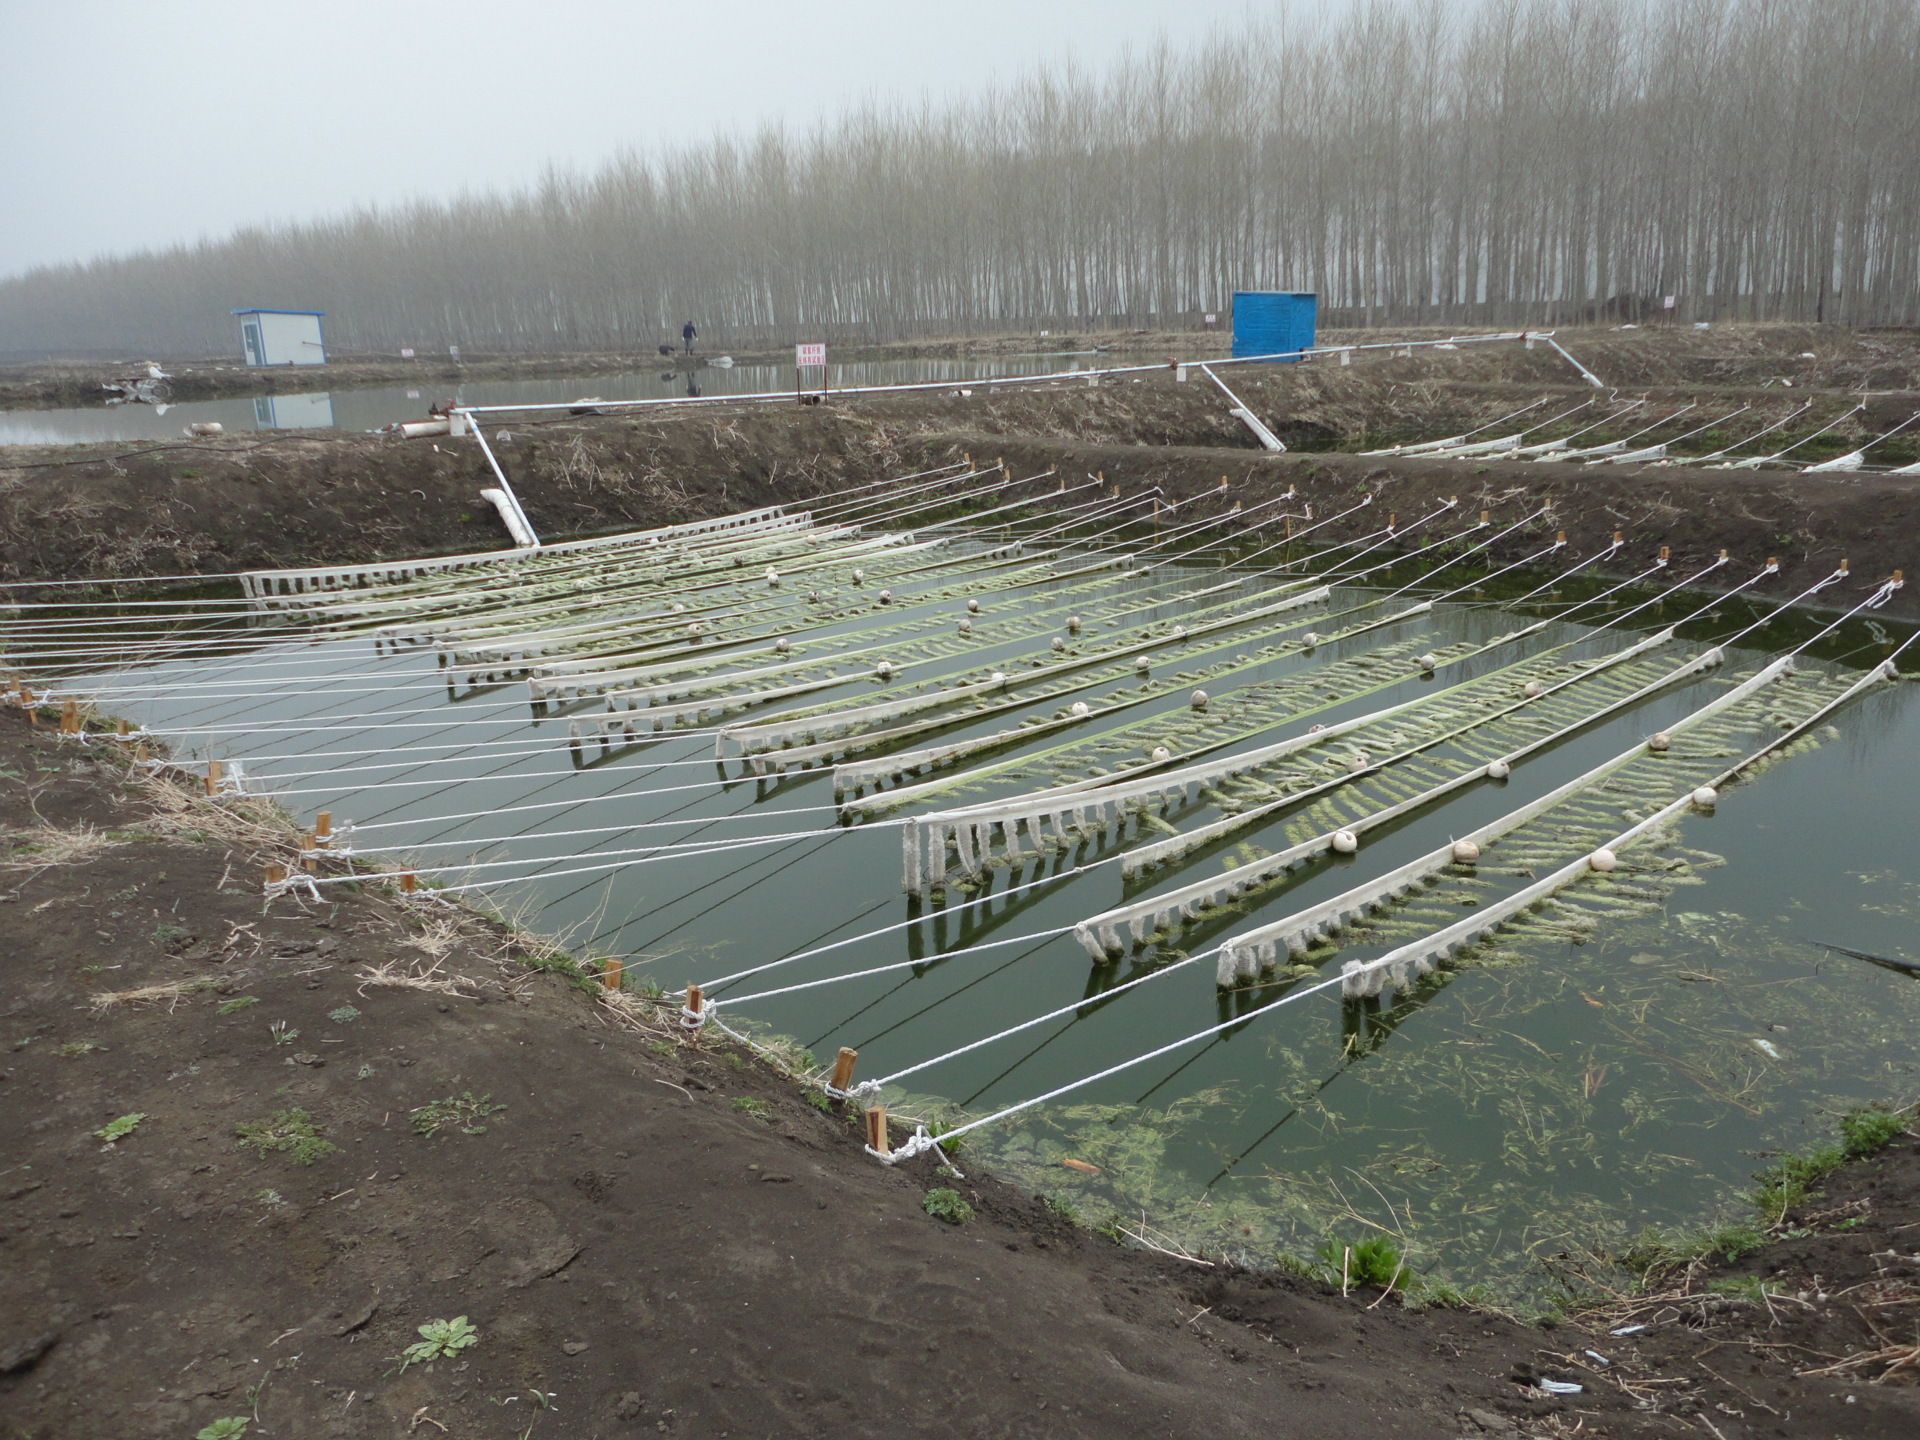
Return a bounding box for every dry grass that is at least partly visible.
[89,978,217,1012]
[0,824,122,871]
[353,957,475,997]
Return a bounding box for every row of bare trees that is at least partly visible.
[4,0,1917,358]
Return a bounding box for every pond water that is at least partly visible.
[19,522,1918,1304]
[0,355,1101,447]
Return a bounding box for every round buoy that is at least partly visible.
[1522,680,1542,699]
[672,602,687,613]
[1071,701,1090,717]
[1301,632,1319,647]
[1347,754,1367,773]
[774,637,790,654]
[1051,636,1066,652]
[1487,759,1511,780]
[1692,786,1718,807]
[1190,689,1209,711]
[1134,655,1151,673]
[966,598,980,614]
[807,590,821,604]
[1332,830,1359,855]
[1452,839,1481,864]
[687,621,704,636]
[1418,653,1438,672]
[852,569,865,584]
[1647,731,1671,752]
[958,619,972,635]
[878,589,892,605]
[1588,848,1618,873]
[991,671,1007,687]
[765,567,780,585]
[875,661,893,679]
[1067,615,1082,631]
[1307,723,1325,734]
[1172,625,1188,641]
[1151,746,1172,763]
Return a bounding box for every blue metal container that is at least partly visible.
[1231,292,1317,362]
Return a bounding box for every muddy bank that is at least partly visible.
[0,364,1914,623]
[3,710,1916,1440]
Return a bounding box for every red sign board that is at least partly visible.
[795,343,826,368]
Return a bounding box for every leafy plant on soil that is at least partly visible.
[235,1108,337,1165]
[410,1092,504,1137]
[267,1020,298,1046]
[195,1419,250,1439]
[397,1316,480,1371]
[1317,1235,1407,1289]
[730,1096,773,1122]
[922,1188,974,1225]
[327,1005,360,1024]
[95,1112,146,1143]
[216,996,258,1014]
[54,1039,103,1057]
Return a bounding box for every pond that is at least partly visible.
[16,506,1918,1305]
[0,355,1102,447]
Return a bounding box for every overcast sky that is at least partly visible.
[0,0,1276,281]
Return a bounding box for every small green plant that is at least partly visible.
[397,1315,480,1370]
[96,1112,147,1143]
[356,1063,374,1080]
[1316,1235,1407,1289]
[803,1090,835,1113]
[151,923,190,945]
[235,1108,337,1165]
[1840,1105,1907,1158]
[1409,1276,1493,1310]
[217,996,259,1015]
[54,1040,103,1058]
[922,1188,974,1225]
[196,1419,250,1440]
[268,1020,298,1046]
[327,1005,361,1024]
[411,1092,504,1137]
[256,1188,287,1209]
[730,1096,774,1121]
[927,1119,965,1155]
[1040,1194,1080,1224]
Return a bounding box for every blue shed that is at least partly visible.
[1231,292,1317,362]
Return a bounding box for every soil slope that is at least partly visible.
[3,714,1918,1440]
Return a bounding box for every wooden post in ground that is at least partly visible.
[315,812,332,849]
[830,1047,858,1091]
[602,956,623,991]
[865,1105,890,1157]
[205,759,222,795]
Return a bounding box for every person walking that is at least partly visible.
[682,320,697,355]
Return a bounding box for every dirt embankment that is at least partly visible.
[3,712,1917,1440]
[1,357,1915,622]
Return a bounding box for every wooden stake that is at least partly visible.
[61,700,78,734]
[1481,510,1490,525]
[1659,546,1670,562]
[1556,530,1567,545]
[315,812,332,848]
[265,864,286,885]
[302,833,318,872]
[1839,557,1850,575]
[116,718,130,739]
[1613,529,1623,546]
[205,759,222,795]
[865,1105,890,1157]
[830,1046,858,1091]
[400,872,416,893]
[685,982,704,1018]
[602,956,623,991]
[1218,474,1227,492]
